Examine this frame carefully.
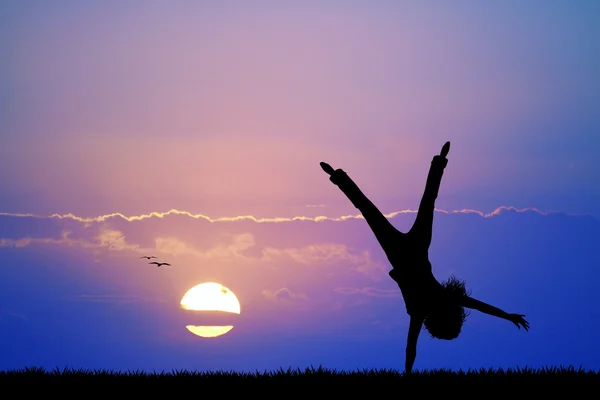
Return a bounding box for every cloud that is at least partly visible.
[1,206,585,291]
[261,243,385,277]
[334,286,401,298]
[0,225,383,277]
[154,237,203,258]
[0,205,559,226]
[0,205,574,283]
[204,233,256,258]
[263,243,358,264]
[0,238,31,248]
[0,232,80,249]
[153,233,256,260]
[0,228,142,253]
[95,229,126,249]
[149,234,384,277]
[262,288,308,302]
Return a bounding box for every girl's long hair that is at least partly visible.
[423,275,471,340]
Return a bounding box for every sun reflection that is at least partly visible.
[185,325,234,338]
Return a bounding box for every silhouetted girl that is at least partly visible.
[320,141,529,373]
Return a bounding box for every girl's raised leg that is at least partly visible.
[410,142,450,250]
[321,162,398,250]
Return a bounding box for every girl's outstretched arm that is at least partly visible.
[460,296,530,330]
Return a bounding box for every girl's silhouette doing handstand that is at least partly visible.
[320,141,529,373]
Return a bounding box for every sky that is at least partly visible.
[1,0,599,372]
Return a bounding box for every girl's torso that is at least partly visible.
[385,233,444,316]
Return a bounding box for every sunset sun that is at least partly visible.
[180,282,241,338]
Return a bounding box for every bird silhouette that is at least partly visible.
[149,262,171,267]
[140,256,157,260]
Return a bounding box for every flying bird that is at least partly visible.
[140,256,157,260]
[149,262,171,268]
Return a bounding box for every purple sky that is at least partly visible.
[1,1,599,372]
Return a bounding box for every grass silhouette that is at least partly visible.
[1,365,599,388]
